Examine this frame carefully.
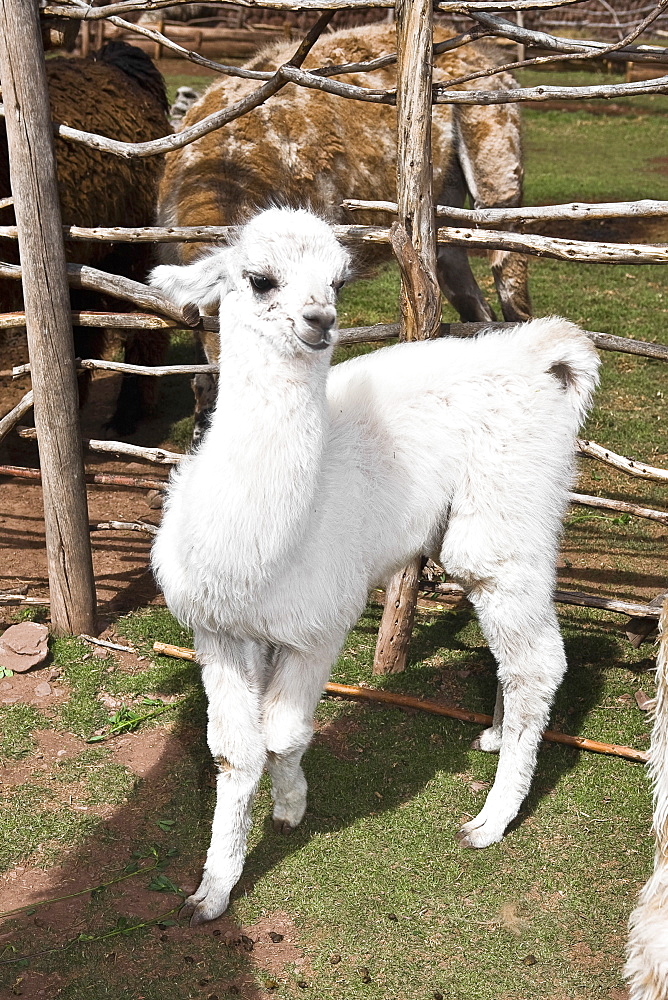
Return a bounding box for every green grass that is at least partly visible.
[0,704,50,760]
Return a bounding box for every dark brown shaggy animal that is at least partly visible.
[0,41,171,435]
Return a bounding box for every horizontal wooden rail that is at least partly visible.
[43,0,589,17]
[3,223,667,264]
[343,198,668,226]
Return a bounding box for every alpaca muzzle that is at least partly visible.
[298,305,336,351]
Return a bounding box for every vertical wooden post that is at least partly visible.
[373,0,441,675]
[0,0,97,635]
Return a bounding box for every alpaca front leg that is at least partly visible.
[182,632,267,925]
[457,591,567,849]
[263,641,342,834]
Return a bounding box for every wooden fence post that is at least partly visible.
[0,0,97,635]
[373,0,441,675]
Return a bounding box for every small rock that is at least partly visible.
[329,954,341,965]
[92,647,108,659]
[0,622,49,672]
[146,489,164,510]
[33,682,52,698]
[47,669,61,681]
[268,931,284,943]
[635,689,654,711]
[522,954,537,966]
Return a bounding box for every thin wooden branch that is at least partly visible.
[103,14,275,81]
[3,211,668,249]
[570,493,668,525]
[433,75,668,104]
[0,594,50,606]
[0,225,235,243]
[10,358,217,378]
[0,310,180,330]
[469,10,668,64]
[342,198,668,227]
[577,439,668,483]
[0,390,33,446]
[0,260,199,326]
[442,0,668,86]
[42,0,591,16]
[90,520,157,535]
[151,642,649,764]
[425,580,663,618]
[426,227,668,264]
[0,464,167,491]
[0,13,335,161]
[17,427,183,465]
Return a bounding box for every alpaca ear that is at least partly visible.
[149,250,231,312]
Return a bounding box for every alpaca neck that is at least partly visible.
[201,324,330,571]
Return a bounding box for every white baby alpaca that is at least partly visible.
[150,207,600,925]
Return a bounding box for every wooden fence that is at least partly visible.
[0,0,666,676]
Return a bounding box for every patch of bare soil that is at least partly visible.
[313,715,362,760]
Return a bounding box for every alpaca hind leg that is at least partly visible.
[473,681,504,753]
[456,583,566,848]
[182,631,268,925]
[263,641,342,834]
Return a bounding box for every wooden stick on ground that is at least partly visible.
[152,642,648,764]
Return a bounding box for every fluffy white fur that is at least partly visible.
[626,600,668,998]
[150,207,600,925]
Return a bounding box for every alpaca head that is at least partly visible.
[150,207,352,356]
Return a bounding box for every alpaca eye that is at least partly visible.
[333,279,346,294]
[249,274,276,293]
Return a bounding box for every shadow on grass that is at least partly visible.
[0,601,635,998]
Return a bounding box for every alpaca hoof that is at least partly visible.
[180,873,231,925]
[456,815,505,849]
[472,727,502,753]
[273,817,295,835]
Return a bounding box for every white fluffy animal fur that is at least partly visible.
[150,207,600,925]
[626,600,668,998]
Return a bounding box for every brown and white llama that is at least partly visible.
[157,24,530,441]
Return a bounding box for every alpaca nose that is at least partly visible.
[303,304,336,334]
[299,304,336,349]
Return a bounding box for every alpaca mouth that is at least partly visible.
[296,328,334,351]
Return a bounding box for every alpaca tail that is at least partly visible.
[517,316,600,428]
[625,599,668,1000]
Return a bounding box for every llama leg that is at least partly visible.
[263,641,342,834]
[473,681,504,753]
[454,102,531,321]
[456,584,567,848]
[182,630,268,925]
[435,159,496,323]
